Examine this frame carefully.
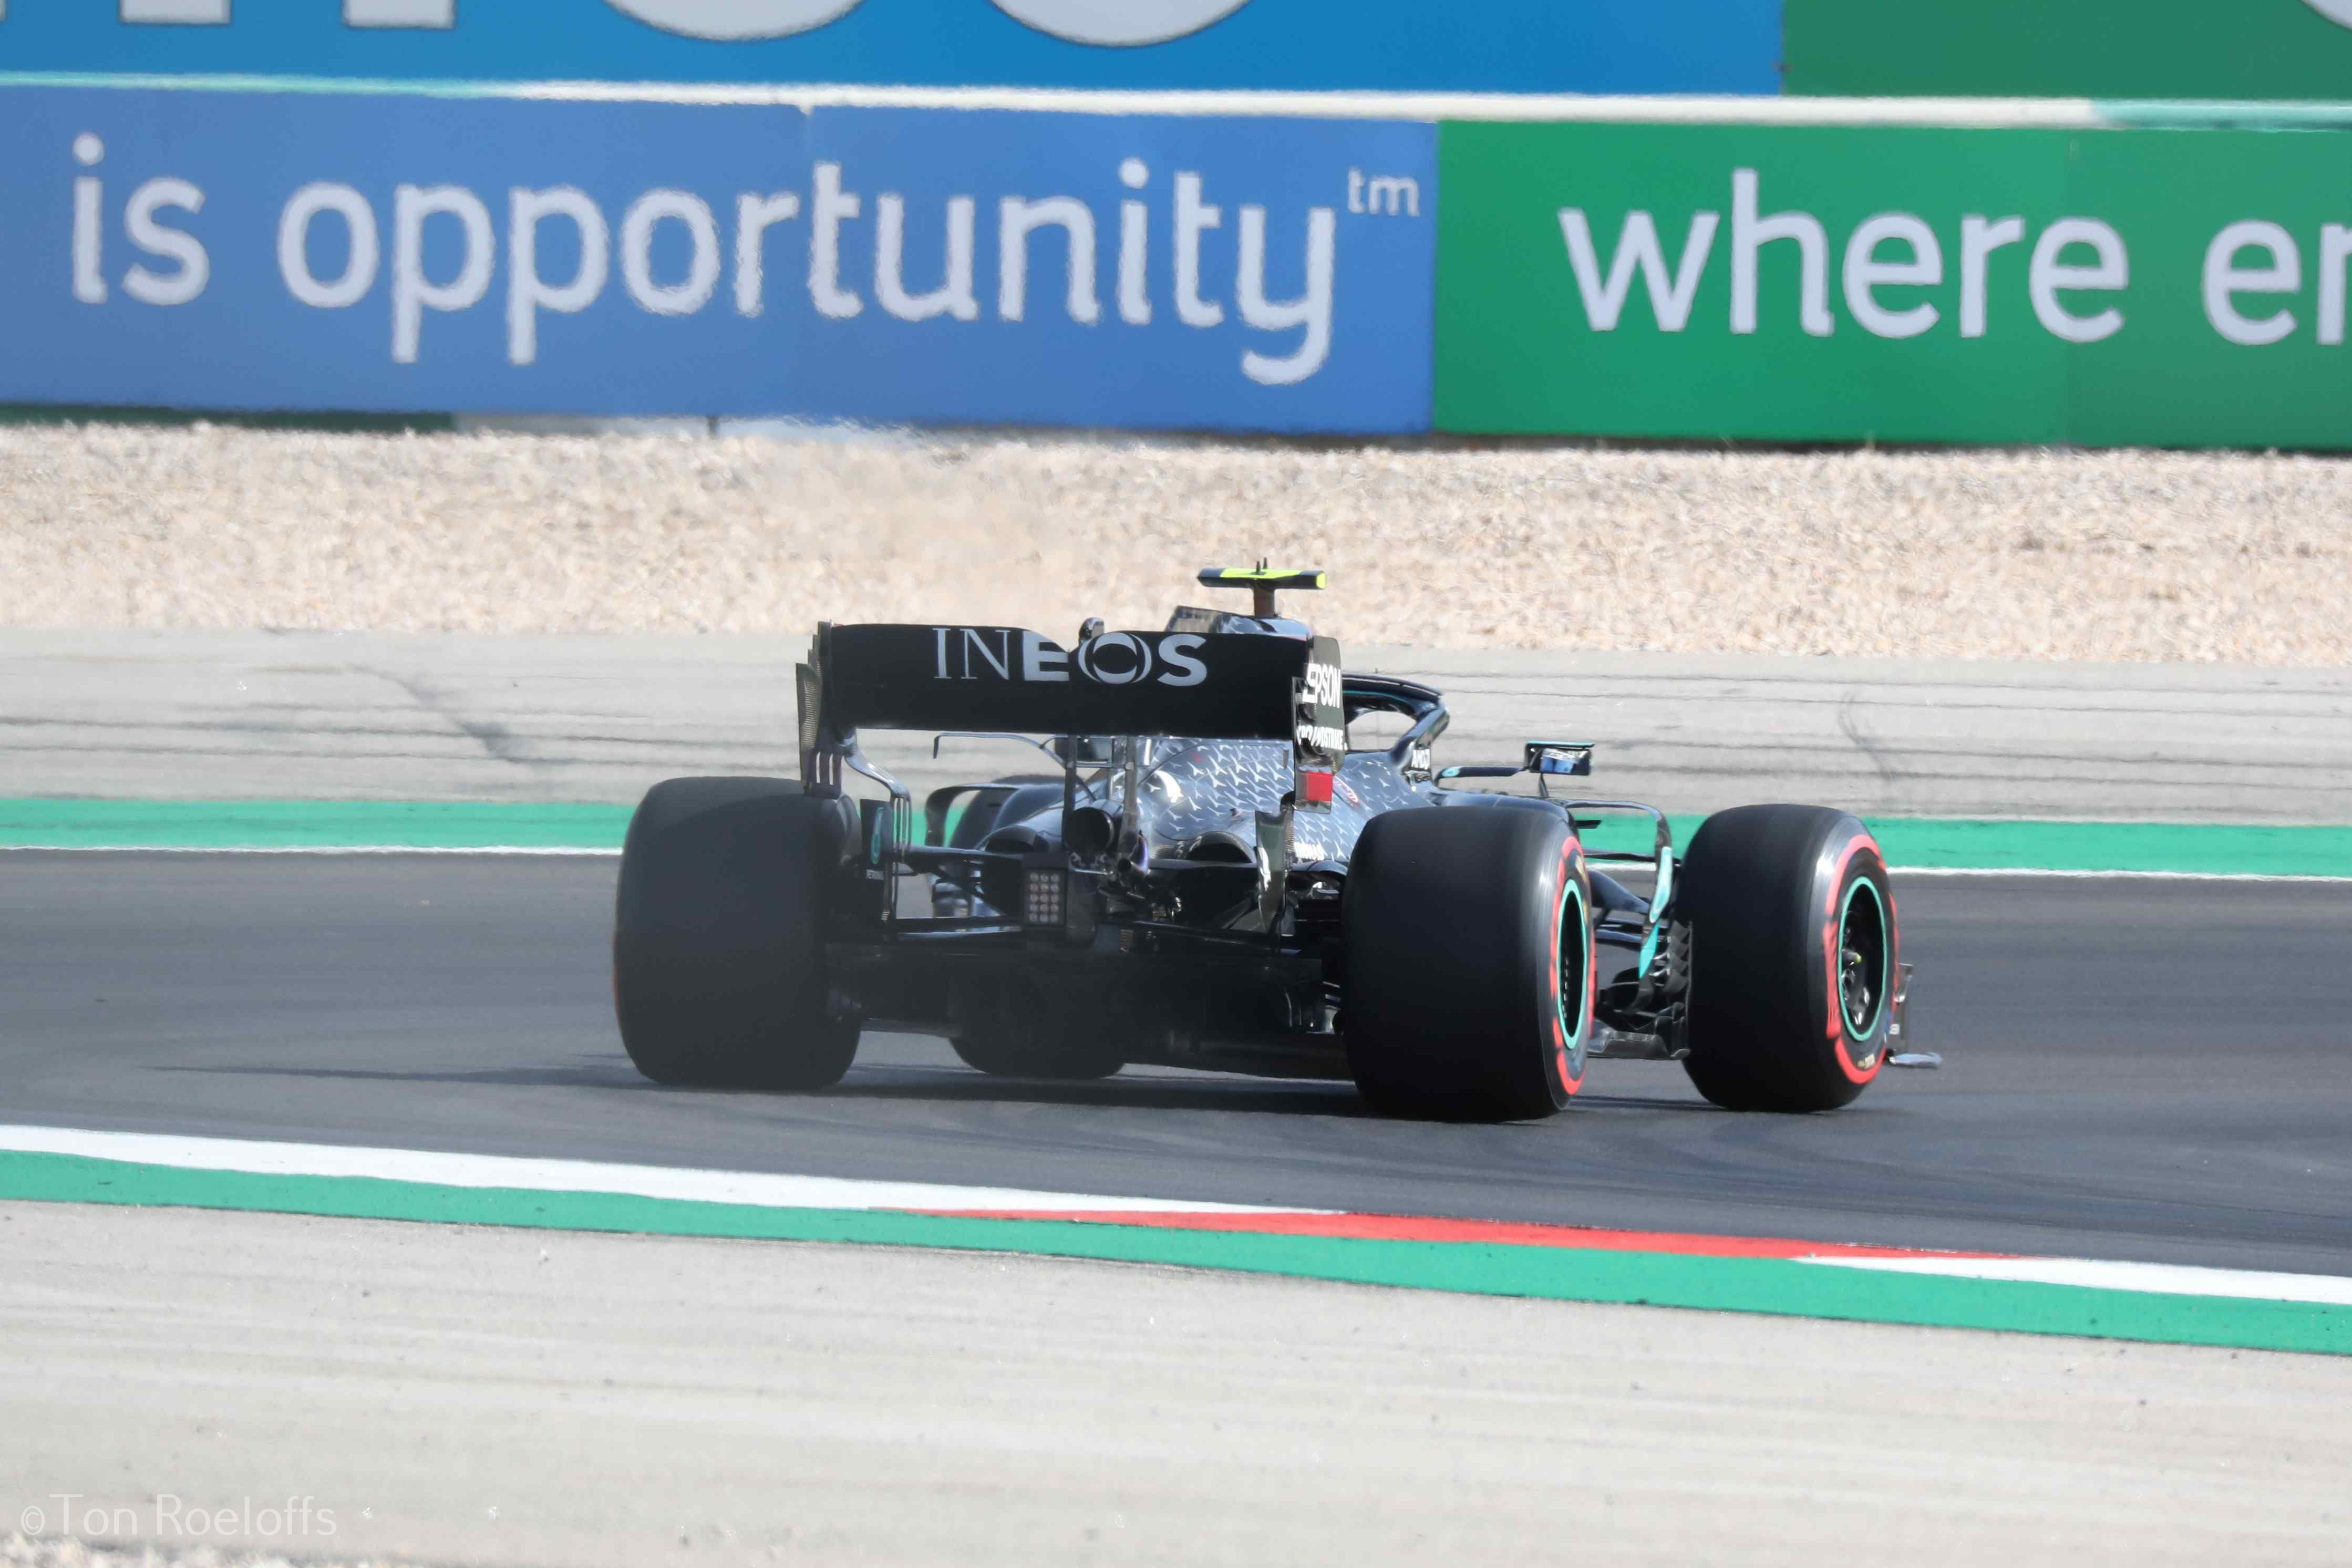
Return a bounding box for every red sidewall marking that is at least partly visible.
[1550,837,1588,1098]
[1822,833,1886,1086]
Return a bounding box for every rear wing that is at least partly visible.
[798,622,1343,787]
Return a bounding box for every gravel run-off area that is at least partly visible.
[3,423,2348,665]
[5,1540,420,1568]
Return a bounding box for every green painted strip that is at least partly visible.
[1575,812,2352,878]
[1,1151,2343,1356]
[1862,819,2352,876]
[2093,100,2352,132]
[0,799,628,851]
[4,799,2350,874]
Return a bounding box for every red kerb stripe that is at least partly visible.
[912,1209,2011,1260]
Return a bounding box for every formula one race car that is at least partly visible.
[613,568,1917,1119]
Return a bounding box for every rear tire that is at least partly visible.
[1342,806,1594,1121]
[1678,804,1896,1113]
[613,777,860,1090]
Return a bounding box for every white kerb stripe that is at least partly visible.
[1802,1253,2352,1308]
[0,1125,1317,1216]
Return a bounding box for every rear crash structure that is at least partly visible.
[614,569,1918,1120]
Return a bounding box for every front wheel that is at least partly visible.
[1677,804,1897,1113]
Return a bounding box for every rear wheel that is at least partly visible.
[1342,805,1593,1121]
[1677,804,1896,1113]
[613,776,860,1090]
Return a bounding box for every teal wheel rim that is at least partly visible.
[1838,875,1890,1039]
[1556,879,1590,1046]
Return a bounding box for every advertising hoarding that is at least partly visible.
[0,85,1435,432]
[1435,120,2352,448]
[1786,0,2352,101]
[23,88,2352,450]
[0,0,1780,96]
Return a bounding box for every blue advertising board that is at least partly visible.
[0,0,1781,96]
[0,85,1435,431]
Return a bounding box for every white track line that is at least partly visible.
[0,1126,1311,1216]
[1802,1254,2352,1308]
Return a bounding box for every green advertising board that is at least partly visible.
[1786,0,2352,102]
[1435,120,2352,448]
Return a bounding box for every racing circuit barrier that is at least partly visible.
[0,86,1436,432]
[7,80,2352,447]
[1432,111,2352,448]
[1783,0,2352,100]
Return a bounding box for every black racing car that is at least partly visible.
[613,568,1918,1120]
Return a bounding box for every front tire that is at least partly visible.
[1342,805,1594,1121]
[613,777,860,1090]
[1678,804,1896,1113]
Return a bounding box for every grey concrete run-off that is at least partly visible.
[4,628,2348,822]
[3,1201,2347,1568]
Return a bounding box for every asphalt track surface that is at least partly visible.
[4,852,2348,1277]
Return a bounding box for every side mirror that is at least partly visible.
[1054,735,1116,767]
[1523,741,1594,778]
